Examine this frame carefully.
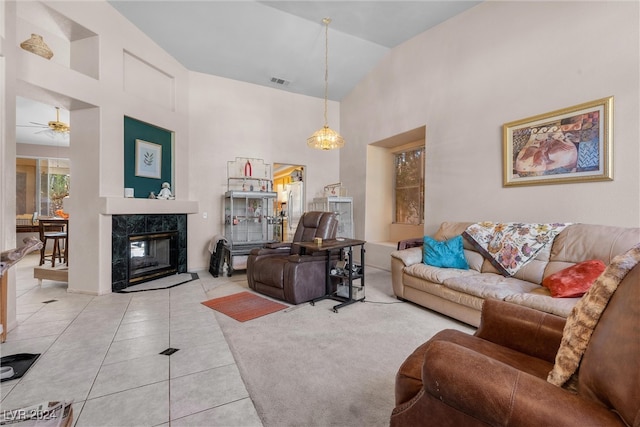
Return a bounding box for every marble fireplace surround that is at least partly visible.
[102,198,198,292]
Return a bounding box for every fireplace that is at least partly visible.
[129,231,178,284]
[112,214,187,291]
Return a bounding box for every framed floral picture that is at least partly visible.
[503,97,613,186]
[135,139,162,179]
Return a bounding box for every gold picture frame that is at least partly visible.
[503,96,613,187]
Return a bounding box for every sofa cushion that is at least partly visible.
[542,260,606,298]
[404,263,478,284]
[505,289,579,318]
[391,246,422,266]
[423,235,469,269]
[403,277,486,312]
[443,273,539,301]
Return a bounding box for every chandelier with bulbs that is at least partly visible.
[307,18,344,150]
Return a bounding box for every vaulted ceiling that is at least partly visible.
[109,1,480,101]
[17,1,481,146]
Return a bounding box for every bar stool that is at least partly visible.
[38,219,68,267]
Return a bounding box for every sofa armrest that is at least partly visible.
[475,299,566,364]
[287,252,338,263]
[264,242,292,249]
[250,246,291,256]
[390,247,423,267]
[397,237,423,250]
[417,340,623,427]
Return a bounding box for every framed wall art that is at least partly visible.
[503,96,613,187]
[135,139,162,179]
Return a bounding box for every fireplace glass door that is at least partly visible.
[128,231,178,284]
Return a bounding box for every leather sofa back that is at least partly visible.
[290,211,339,254]
[433,221,639,285]
[579,262,639,426]
[545,223,640,275]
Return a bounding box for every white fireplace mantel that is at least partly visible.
[100,197,199,215]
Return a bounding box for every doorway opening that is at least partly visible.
[273,164,305,242]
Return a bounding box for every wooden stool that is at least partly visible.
[38,219,68,267]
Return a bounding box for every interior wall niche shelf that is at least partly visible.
[17,2,99,79]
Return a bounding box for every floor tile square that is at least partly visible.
[169,341,235,378]
[170,364,249,420]
[76,381,169,427]
[170,397,262,427]
[88,353,169,399]
[103,333,170,365]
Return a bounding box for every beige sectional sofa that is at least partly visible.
[390,221,639,327]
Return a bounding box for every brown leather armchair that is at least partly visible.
[391,262,640,426]
[247,211,338,304]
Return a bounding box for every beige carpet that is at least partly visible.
[204,267,475,427]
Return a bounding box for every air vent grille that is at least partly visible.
[270,77,290,86]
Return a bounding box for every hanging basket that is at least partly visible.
[20,34,54,60]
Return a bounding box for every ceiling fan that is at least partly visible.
[18,106,70,135]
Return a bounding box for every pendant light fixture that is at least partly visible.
[307,18,344,150]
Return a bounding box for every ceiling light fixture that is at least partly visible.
[48,107,70,134]
[307,18,344,151]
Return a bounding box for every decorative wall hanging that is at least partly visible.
[20,34,54,60]
[135,139,162,179]
[503,96,613,186]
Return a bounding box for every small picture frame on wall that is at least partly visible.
[503,96,613,187]
[135,139,162,179]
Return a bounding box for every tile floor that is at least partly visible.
[0,253,263,426]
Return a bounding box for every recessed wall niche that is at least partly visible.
[124,117,174,199]
[16,2,99,79]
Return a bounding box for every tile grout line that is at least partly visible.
[75,293,133,425]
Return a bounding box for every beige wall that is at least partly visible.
[187,72,340,269]
[341,1,640,239]
[2,0,193,314]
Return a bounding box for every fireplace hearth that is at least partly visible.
[112,214,187,291]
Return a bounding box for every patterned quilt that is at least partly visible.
[462,222,571,276]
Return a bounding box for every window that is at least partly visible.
[394,148,424,225]
[16,158,70,217]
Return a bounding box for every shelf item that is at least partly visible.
[311,197,354,239]
[223,190,278,274]
[20,34,53,59]
[227,157,273,192]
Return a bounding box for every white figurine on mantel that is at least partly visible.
[157,182,175,200]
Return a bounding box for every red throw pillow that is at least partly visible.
[543,260,606,298]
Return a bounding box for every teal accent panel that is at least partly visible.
[124,116,173,198]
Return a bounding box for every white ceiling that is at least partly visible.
[16,0,480,146]
[16,96,71,146]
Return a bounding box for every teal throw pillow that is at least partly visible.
[423,235,469,269]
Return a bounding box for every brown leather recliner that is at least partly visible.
[247,211,338,304]
[391,262,640,426]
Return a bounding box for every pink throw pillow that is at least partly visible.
[543,260,607,298]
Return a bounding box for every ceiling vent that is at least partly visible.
[270,77,290,86]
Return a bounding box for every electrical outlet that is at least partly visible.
[202,212,208,219]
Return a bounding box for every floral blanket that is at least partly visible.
[462,222,571,276]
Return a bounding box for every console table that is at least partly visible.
[295,238,366,312]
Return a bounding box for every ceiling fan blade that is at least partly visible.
[17,124,48,128]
